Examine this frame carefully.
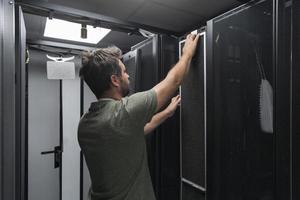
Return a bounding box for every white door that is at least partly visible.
[28,49,81,200]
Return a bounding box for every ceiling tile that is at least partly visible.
[49,0,146,19]
[152,0,241,18]
[127,1,205,32]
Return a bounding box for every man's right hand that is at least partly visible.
[182,34,200,59]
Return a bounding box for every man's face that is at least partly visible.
[118,60,130,97]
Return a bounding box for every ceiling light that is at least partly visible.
[44,18,111,44]
[81,24,87,39]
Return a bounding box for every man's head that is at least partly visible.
[80,46,130,99]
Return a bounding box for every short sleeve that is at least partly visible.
[122,89,157,127]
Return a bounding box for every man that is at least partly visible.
[78,34,200,200]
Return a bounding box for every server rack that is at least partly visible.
[179,31,207,200]
[122,35,179,200]
[206,0,295,199]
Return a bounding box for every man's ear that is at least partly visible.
[110,75,120,87]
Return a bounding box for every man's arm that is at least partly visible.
[144,95,181,135]
[152,34,200,112]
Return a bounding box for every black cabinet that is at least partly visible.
[123,35,180,200]
[207,1,275,200]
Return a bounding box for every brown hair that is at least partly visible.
[80,46,122,98]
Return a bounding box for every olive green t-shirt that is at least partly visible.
[78,90,157,200]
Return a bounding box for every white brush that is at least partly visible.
[255,48,273,133]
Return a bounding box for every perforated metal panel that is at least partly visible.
[180,32,206,198]
[293,1,300,198]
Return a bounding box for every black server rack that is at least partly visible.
[123,35,179,200]
[206,0,295,199]
[292,1,300,199]
[206,1,275,199]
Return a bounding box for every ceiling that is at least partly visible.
[47,0,243,33]
[22,0,244,53]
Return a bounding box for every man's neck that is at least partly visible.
[99,90,122,101]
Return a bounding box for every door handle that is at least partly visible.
[41,146,62,168]
[41,150,55,154]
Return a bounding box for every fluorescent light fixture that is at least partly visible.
[44,18,111,44]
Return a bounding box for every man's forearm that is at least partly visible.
[167,54,192,87]
[144,110,171,135]
[152,34,199,112]
[153,55,191,111]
